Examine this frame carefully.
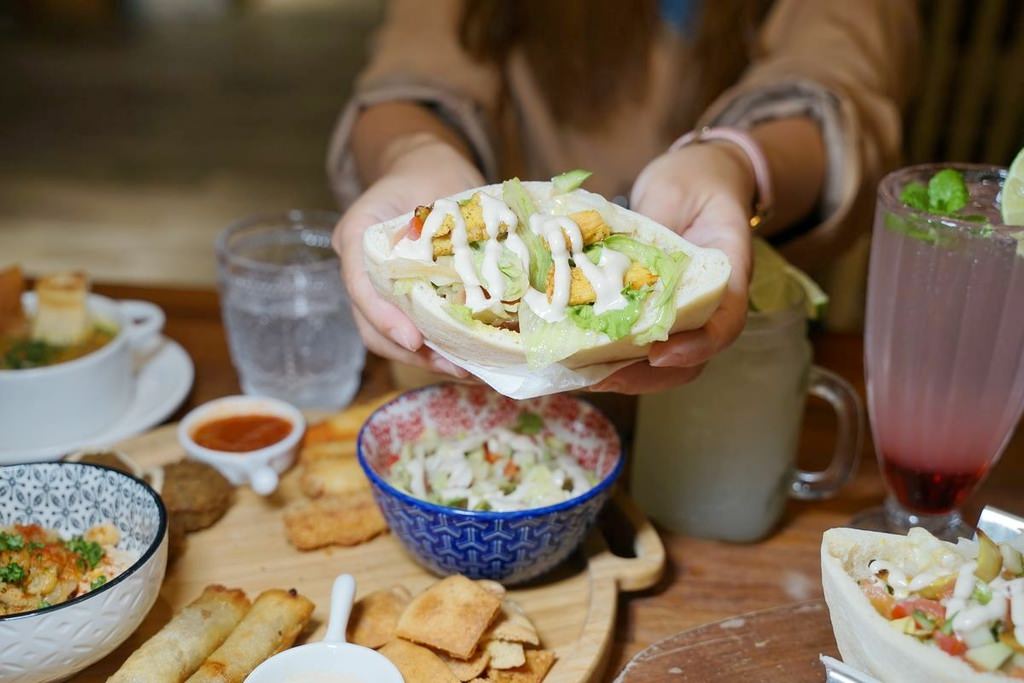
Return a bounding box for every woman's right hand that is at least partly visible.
[333,135,483,377]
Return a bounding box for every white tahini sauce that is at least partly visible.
[1010,578,1024,646]
[391,191,632,323]
[944,560,978,618]
[869,560,909,599]
[522,213,630,322]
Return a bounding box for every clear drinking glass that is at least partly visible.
[855,163,1024,539]
[630,284,863,542]
[216,210,366,410]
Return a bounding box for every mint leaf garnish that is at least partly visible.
[927,169,969,214]
[900,182,929,211]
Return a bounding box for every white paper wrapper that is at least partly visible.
[821,655,881,683]
[427,342,634,399]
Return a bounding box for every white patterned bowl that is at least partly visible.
[0,462,168,683]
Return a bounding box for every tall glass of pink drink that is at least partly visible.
[860,163,1024,539]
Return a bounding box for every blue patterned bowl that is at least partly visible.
[357,384,623,585]
[0,462,167,683]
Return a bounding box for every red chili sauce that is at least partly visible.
[192,414,293,453]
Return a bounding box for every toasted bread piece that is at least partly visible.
[396,575,502,659]
[32,272,90,345]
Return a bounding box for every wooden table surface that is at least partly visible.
[97,282,1024,680]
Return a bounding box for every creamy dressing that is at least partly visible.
[944,560,978,617]
[869,560,910,599]
[391,191,634,324]
[1009,578,1024,646]
[953,592,1007,632]
[907,569,950,593]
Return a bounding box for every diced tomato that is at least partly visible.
[503,460,519,478]
[933,631,967,656]
[859,581,896,619]
[892,598,945,622]
[408,214,424,240]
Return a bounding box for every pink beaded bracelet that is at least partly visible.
[670,126,774,230]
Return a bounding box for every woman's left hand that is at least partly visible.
[592,141,755,394]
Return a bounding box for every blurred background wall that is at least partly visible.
[1,0,1022,288]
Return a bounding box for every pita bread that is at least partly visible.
[821,527,1017,683]
[363,182,730,369]
[486,650,557,683]
[485,640,525,669]
[486,600,540,646]
[396,575,502,659]
[348,586,412,649]
[379,638,459,683]
[440,648,491,681]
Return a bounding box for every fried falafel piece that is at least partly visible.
[161,459,235,532]
[624,262,659,290]
[430,194,508,257]
[544,261,657,305]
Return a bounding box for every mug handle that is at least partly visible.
[117,300,165,352]
[789,365,864,501]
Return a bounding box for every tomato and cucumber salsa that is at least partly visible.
[858,528,1024,676]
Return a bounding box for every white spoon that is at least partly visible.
[245,574,404,683]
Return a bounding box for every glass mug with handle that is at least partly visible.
[630,279,863,543]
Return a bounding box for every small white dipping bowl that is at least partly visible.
[177,395,304,496]
[245,574,404,683]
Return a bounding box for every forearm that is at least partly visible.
[750,117,825,234]
[351,102,475,185]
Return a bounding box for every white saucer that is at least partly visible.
[0,337,194,464]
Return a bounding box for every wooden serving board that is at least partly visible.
[614,600,839,682]
[77,423,666,683]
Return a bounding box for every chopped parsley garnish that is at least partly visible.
[27,541,45,551]
[90,575,108,590]
[514,411,544,435]
[0,562,26,584]
[65,537,104,570]
[0,531,25,552]
[2,339,57,370]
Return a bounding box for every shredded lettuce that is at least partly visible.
[444,303,475,326]
[567,287,651,341]
[469,245,528,302]
[519,302,606,369]
[601,235,690,345]
[393,279,417,295]
[633,252,688,345]
[551,169,592,194]
[502,178,551,290]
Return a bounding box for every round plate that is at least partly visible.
[0,337,193,463]
[614,600,840,682]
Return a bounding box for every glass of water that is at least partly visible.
[216,210,366,409]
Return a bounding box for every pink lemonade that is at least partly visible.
[866,165,1024,517]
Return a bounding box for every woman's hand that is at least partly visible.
[332,135,483,377]
[592,142,755,394]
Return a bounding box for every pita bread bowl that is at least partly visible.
[821,527,1024,683]
[362,173,730,373]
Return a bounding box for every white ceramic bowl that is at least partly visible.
[0,293,165,452]
[0,462,168,683]
[245,574,404,683]
[177,395,305,495]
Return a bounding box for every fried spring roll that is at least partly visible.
[108,585,250,683]
[184,588,315,683]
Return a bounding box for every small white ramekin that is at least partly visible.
[177,395,304,495]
